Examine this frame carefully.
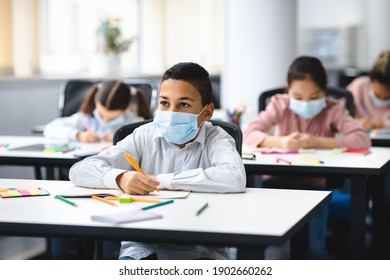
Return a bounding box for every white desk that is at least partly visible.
[243,147,390,259]
[0,179,331,260]
[0,136,110,179]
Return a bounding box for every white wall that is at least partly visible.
[222,0,297,128]
[366,0,390,65]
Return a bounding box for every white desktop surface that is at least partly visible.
[243,146,390,259]
[243,147,390,171]
[0,179,330,250]
[0,135,110,160]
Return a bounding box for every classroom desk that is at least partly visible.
[370,133,390,147]
[0,179,331,260]
[0,136,110,179]
[243,147,390,259]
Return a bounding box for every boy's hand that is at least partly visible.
[116,171,160,195]
[77,130,101,142]
[280,132,302,151]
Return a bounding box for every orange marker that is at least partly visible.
[91,195,117,207]
[123,153,160,192]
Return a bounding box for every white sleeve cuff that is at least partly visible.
[156,173,175,189]
[103,168,128,189]
[69,129,79,141]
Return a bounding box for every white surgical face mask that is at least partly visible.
[93,109,125,128]
[153,106,207,145]
[289,97,326,119]
[368,90,390,108]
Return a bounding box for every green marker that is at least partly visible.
[55,195,78,207]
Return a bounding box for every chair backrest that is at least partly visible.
[337,68,369,88]
[113,119,243,155]
[258,86,355,117]
[59,80,97,117]
[121,78,159,112]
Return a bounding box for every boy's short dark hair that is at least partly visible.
[162,62,212,106]
[370,50,390,87]
[287,56,328,91]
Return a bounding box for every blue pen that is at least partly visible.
[141,199,174,210]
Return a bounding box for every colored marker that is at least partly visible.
[141,199,174,210]
[62,148,76,154]
[276,157,292,165]
[55,195,78,207]
[297,157,324,164]
[124,153,160,192]
[196,202,209,216]
[331,148,344,156]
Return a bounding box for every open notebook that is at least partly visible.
[58,185,190,199]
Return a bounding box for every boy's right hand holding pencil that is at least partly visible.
[116,153,160,195]
[116,171,160,195]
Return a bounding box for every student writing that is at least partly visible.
[69,62,246,260]
[44,80,152,142]
[243,56,371,259]
[347,50,390,129]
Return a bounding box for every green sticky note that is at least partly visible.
[8,189,22,197]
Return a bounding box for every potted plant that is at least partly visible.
[91,18,135,76]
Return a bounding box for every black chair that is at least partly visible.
[258,86,355,117]
[59,79,98,117]
[122,78,159,112]
[337,68,369,88]
[113,119,243,155]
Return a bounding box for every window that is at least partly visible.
[40,0,139,75]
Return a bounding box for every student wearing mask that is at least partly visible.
[243,56,370,259]
[69,62,246,260]
[44,80,152,142]
[347,50,390,129]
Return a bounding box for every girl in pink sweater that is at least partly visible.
[243,56,371,259]
[347,50,390,129]
[244,58,370,152]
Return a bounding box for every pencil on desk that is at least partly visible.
[92,195,117,207]
[124,153,160,192]
[297,157,324,164]
[141,199,174,210]
[54,195,78,207]
[276,157,292,165]
[196,202,209,216]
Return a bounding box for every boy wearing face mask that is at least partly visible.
[243,56,370,259]
[347,50,390,130]
[44,80,152,143]
[69,62,246,260]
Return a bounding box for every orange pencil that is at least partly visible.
[91,195,117,207]
[106,196,161,203]
[123,153,160,192]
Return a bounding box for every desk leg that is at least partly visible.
[370,174,386,259]
[34,166,42,180]
[236,245,265,260]
[350,175,368,259]
[94,240,103,260]
[290,223,309,259]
